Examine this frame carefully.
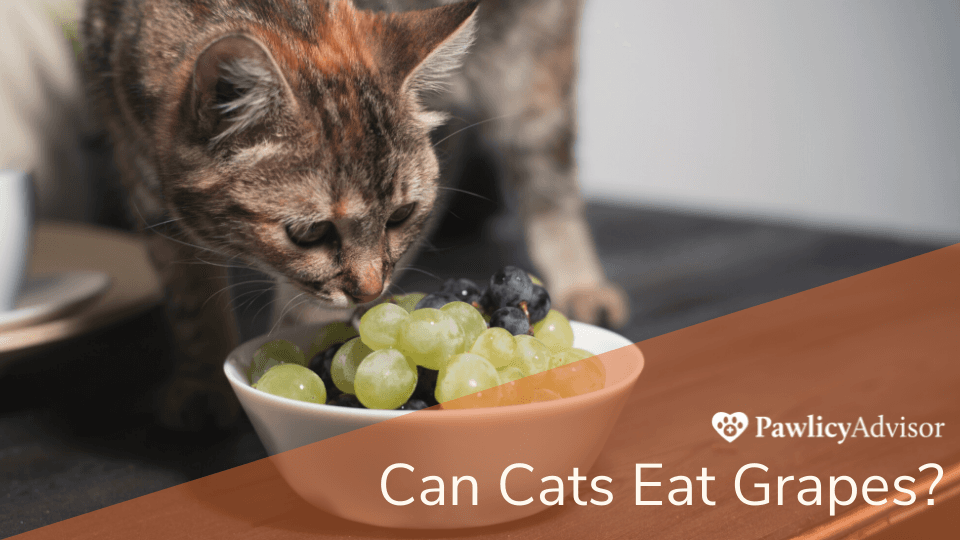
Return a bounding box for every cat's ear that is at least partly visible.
[189,35,295,146]
[380,0,479,95]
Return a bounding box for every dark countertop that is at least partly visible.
[0,202,949,538]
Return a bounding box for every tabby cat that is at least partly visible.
[80,0,628,429]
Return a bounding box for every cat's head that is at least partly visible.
[157,0,478,307]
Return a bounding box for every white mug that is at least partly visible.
[0,170,34,312]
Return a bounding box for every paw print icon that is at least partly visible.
[712,412,749,442]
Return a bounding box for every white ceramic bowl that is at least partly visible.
[224,321,644,529]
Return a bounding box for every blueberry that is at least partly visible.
[478,288,496,314]
[412,366,439,406]
[309,343,343,399]
[490,306,530,336]
[526,285,551,323]
[415,292,457,310]
[439,278,482,305]
[488,266,534,310]
[399,399,431,411]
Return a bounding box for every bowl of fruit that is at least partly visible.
[223,267,644,529]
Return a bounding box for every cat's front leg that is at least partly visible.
[143,228,243,430]
[469,1,629,328]
[500,140,629,328]
[524,206,630,328]
[504,147,630,329]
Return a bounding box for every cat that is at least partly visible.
[80,0,628,430]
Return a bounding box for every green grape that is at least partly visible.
[397,308,464,370]
[509,335,552,376]
[532,310,574,352]
[440,301,486,352]
[496,365,524,406]
[393,292,427,313]
[550,347,595,368]
[306,322,359,359]
[359,303,409,350]
[435,353,500,403]
[497,365,525,385]
[469,327,516,369]
[249,357,282,386]
[354,349,418,409]
[253,363,326,404]
[330,337,373,394]
[248,339,306,384]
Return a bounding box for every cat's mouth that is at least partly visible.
[290,283,352,309]
[288,281,349,308]
[290,278,392,309]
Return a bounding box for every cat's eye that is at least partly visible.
[286,221,336,248]
[387,203,416,227]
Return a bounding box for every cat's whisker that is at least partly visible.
[236,287,274,315]
[432,113,516,148]
[268,292,307,336]
[130,199,240,261]
[170,258,252,271]
[201,279,277,310]
[269,293,314,337]
[410,237,457,255]
[201,284,244,311]
[385,282,411,297]
[229,286,274,312]
[141,225,233,262]
[291,296,315,315]
[141,217,183,230]
[251,293,281,327]
[397,266,441,281]
[191,255,251,270]
[437,186,494,203]
[156,231,227,258]
[216,279,276,287]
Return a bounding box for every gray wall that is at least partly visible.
[577,0,960,240]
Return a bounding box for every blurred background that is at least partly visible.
[1,1,958,536]
[577,0,960,241]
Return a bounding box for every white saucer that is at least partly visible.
[0,272,112,332]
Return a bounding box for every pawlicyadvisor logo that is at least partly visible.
[713,412,749,442]
[712,413,945,444]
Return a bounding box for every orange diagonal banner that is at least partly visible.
[13,244,960,539]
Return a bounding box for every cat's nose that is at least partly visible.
[348,262,384,304]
